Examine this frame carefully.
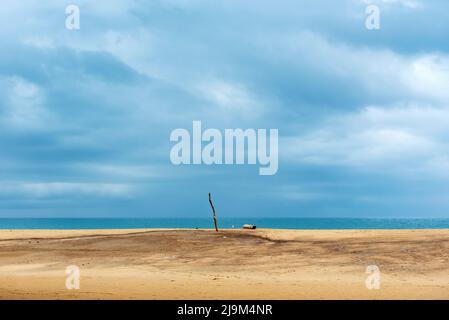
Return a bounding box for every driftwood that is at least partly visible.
[243,224,257,230]
[208,193,219,232]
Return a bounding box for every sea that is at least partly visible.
[0,218,449,230]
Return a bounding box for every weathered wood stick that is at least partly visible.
[208,193,219,232]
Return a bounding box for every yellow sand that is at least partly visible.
[0,229,449,299]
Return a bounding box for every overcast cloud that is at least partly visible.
[1,0,449,217]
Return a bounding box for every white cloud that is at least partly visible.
[23,36,55,49]
[359,0,421,9]
[0,182,135,198]
[75,163,161,180]
[195,80,259,110]
[283,103,449,177]
[0,76,53,130]
[257,31,449,105]
[402,55,449,102]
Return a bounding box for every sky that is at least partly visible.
[1,0,449,218]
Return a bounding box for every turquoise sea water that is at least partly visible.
[0,218,449,230]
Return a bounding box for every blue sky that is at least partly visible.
[1,0,449,218]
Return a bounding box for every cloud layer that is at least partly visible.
[1,0,449,217]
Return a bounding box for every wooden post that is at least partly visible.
[208,193,219,232]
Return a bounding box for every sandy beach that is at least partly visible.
[0,228,449,300]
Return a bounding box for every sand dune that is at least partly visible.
[0,229,449,299]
